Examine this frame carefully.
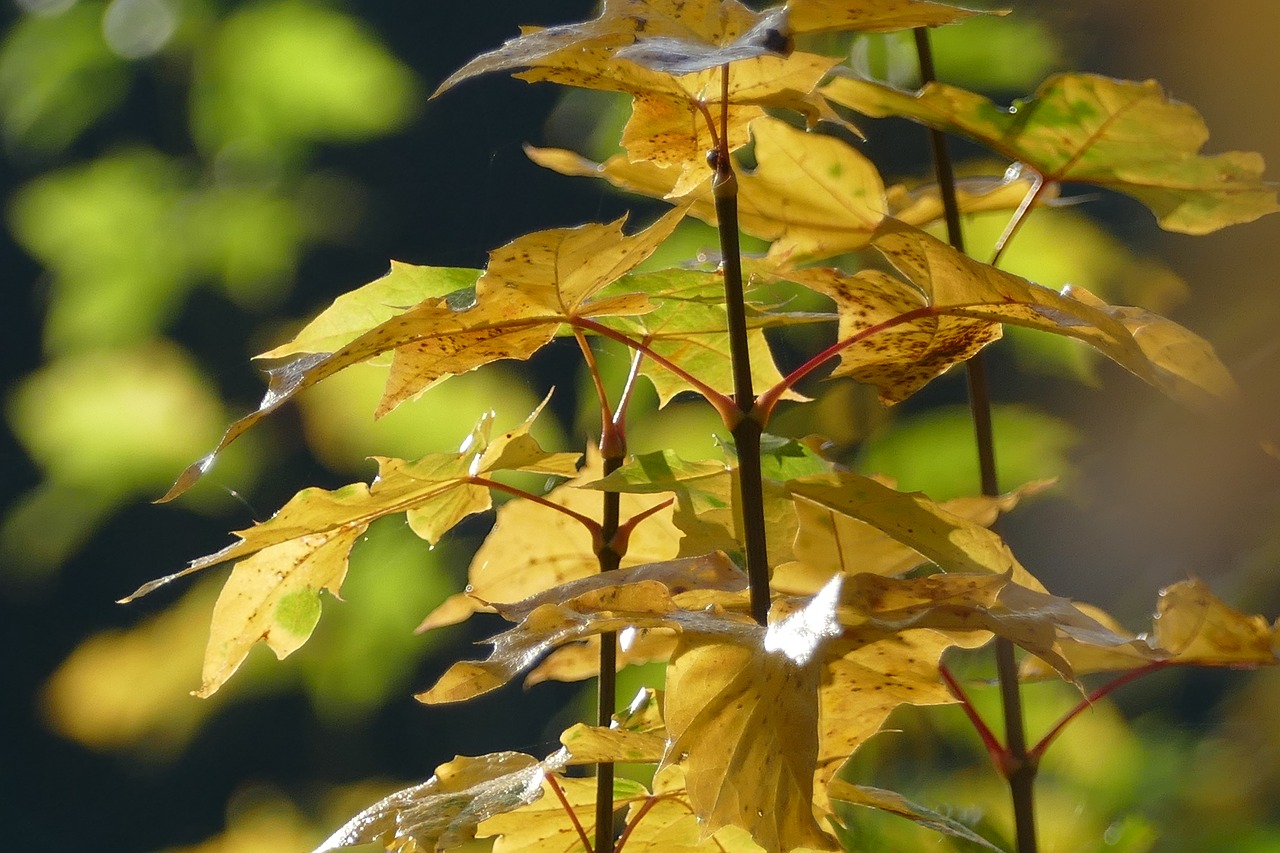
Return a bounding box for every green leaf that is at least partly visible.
[823,73,1280,234]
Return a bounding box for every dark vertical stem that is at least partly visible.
[576,334,626,853]
[914,27,1037,853]
[713,63,771,626]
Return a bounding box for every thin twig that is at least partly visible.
[546,773,595,853]
[914,26,1036,853]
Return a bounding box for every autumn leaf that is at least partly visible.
[313,750,566,853]
[159,208,683,501]
[868,219,1240,409]
[259,263,480,360]
[787,469,1046,591]
[124,403,577,697]
[784,0,991,36]
[775,478,1054,594]
[823,72,1279,234]
[530,115,1043,262]
[1024,579,1279,678]
[618,766,782,852]
[661,580,845,852]
[480,774,650,853]
[560,687,669,764]
[417,570,753,705]
[826,779,1004,852]
[417,450,684,632]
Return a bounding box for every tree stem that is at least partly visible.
[713,63,770,626]
[914,26,1037,853]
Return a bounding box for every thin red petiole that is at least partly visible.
[546,774,595,853]
[613,795,662,853]
[755,305,937,424]
[1029,661,1170,761]
[940,663,1014,778]
[611,497,675,556]
[572,317,739,426]
[469,476,601,537]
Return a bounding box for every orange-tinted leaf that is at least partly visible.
[660,579,844,852]
[826,780,1003,851]
[313,751,564,853]
[824,73,1279,234]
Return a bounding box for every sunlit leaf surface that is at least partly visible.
[823,72,1279,234]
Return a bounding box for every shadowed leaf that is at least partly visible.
[827,779,1004,851]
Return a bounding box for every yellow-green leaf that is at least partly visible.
[1154,579,1278,665]
[481,774,650,853]
[159,210,680,501]
[823,73,1279,234]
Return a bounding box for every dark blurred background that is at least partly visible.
[2,1,1279,851]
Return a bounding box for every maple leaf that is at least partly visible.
[868,219,1241,409]
[661,578,845,852]
[596,266,806,405]
[417,451,685,632]
[479,774,650,853]
[417,563,753,704]
[787,469,1046,591]
[823,72,1280,234]
[784,0,991,36]
[560,687,669,765]
[159,208,683,501]
[123,403,578,697]
[1023,579,1280,678]
[313,750,566,853]
[529,115,1043,262]
[775,478,1054,594]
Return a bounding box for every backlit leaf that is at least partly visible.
[823,73,1279,234]
[160,209,682,501]
[1153,579,1278,666]
[530,115,1041,261]
[869,219,1240,409]
[785,0,991,35]
[787,470,1045,590]
[417,451,683,632]
[480,774,650,853]
[598,266,804,404]
[618,765,774,852]
[313,751,564,853]
[776,478,1053,594]
[661,579,844,852]
[259,263,481,359]
[124,404,573,696]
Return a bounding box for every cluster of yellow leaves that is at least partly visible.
[120,0,1280,851]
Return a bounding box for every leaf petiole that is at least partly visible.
[546,774,595,853]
